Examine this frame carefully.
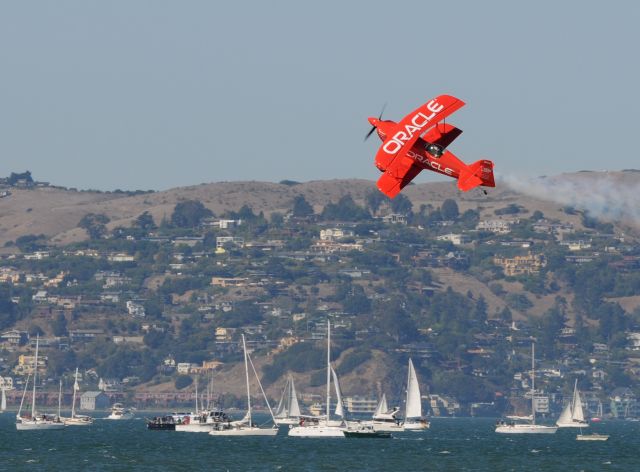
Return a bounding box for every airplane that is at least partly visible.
[366,94,495,198]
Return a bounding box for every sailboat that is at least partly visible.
[402,358,430,431]
[64,368,93,426]
[273,375,302,425]
[495,343,557,434]
[1,384,7,412]
[16,335,65,430]
[209,334,278,436]
[288,320,345,438]
[556,379,588,428]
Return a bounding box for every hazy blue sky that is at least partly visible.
[1,1,638,190]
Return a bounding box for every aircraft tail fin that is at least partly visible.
[457,159,495,192]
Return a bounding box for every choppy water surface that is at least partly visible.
[0,414,638,471]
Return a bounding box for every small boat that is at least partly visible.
[146,415,176,431]
[402,358,430,431]
[273,375,302,426]
[343,424,391,438]
[1,384,7,412]
[496,343,557,435]
[288,321,345,438]
[576,433,609,441]
[577,426,609,441]
[107,403,133,420]
[208,334,278,436]
[16,336,65,431]
[64,368,93,426]
[556,379,588,428]
[370,395,403,432]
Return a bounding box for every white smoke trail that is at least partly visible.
[498,172,640,227]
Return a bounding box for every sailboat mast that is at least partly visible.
[58,379,62,418]
[31,335,39,418]
[326,320,331,424]
[242,334,252,427]
[531,343,535,425]
[17,373,30,417]
[195,376,199,415]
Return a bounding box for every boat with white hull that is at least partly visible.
[496,343,557,435]
[288,321,345,438]
[16,336,65,431]
[209,334,278,436]
[556,379,588,428]
[274,375,302,426]
[64,368,93,426]
[369,394,403,432]
[402,358,429,431]
[107,403,133,420]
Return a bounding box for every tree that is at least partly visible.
[441,199,459,220]
[365,189,386,215]
[390,194,413,215]
[321,194,370,221]
[170,200,212,228]
[292,195,314,217]
[28,323,44,337]
[0,286,17,330]
[133,211,157,231]
[8,171,33,185]
[51,313,68,336]
[79,213,110,239]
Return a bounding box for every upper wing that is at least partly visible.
[374,95,465,173]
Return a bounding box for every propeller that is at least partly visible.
[364,103,387,141]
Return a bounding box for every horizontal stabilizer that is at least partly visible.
[457,159,495,192]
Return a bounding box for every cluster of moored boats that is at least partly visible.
[494,344,609,441]
[14,335,135,430]
[146,322,429,438]
[13,332,608,441]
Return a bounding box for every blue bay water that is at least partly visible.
[0,413,638,471]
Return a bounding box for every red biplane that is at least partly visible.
[366,94,495,198]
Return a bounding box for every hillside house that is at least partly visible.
[126,300,146,317]
[436,233,470,245]
[477,219,518,234]
[216,236,244,249]
[0,267,20,283]
[494,253,546,276]
[1,330,27,347]
[380,213,408,225]
[319,228,355,241]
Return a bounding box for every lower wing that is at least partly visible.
[376,154,422,198]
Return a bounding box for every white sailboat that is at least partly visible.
[556,379,588,428]
[16,335,65,430]
[288,320,345,438]
[496,343,557,434]
[209,334,278,436]
[273,375,302,425]
[64,368,93,426]
[402,358,429,431]
[1,385,6,412]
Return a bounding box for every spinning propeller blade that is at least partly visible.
[364,103,387,141]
